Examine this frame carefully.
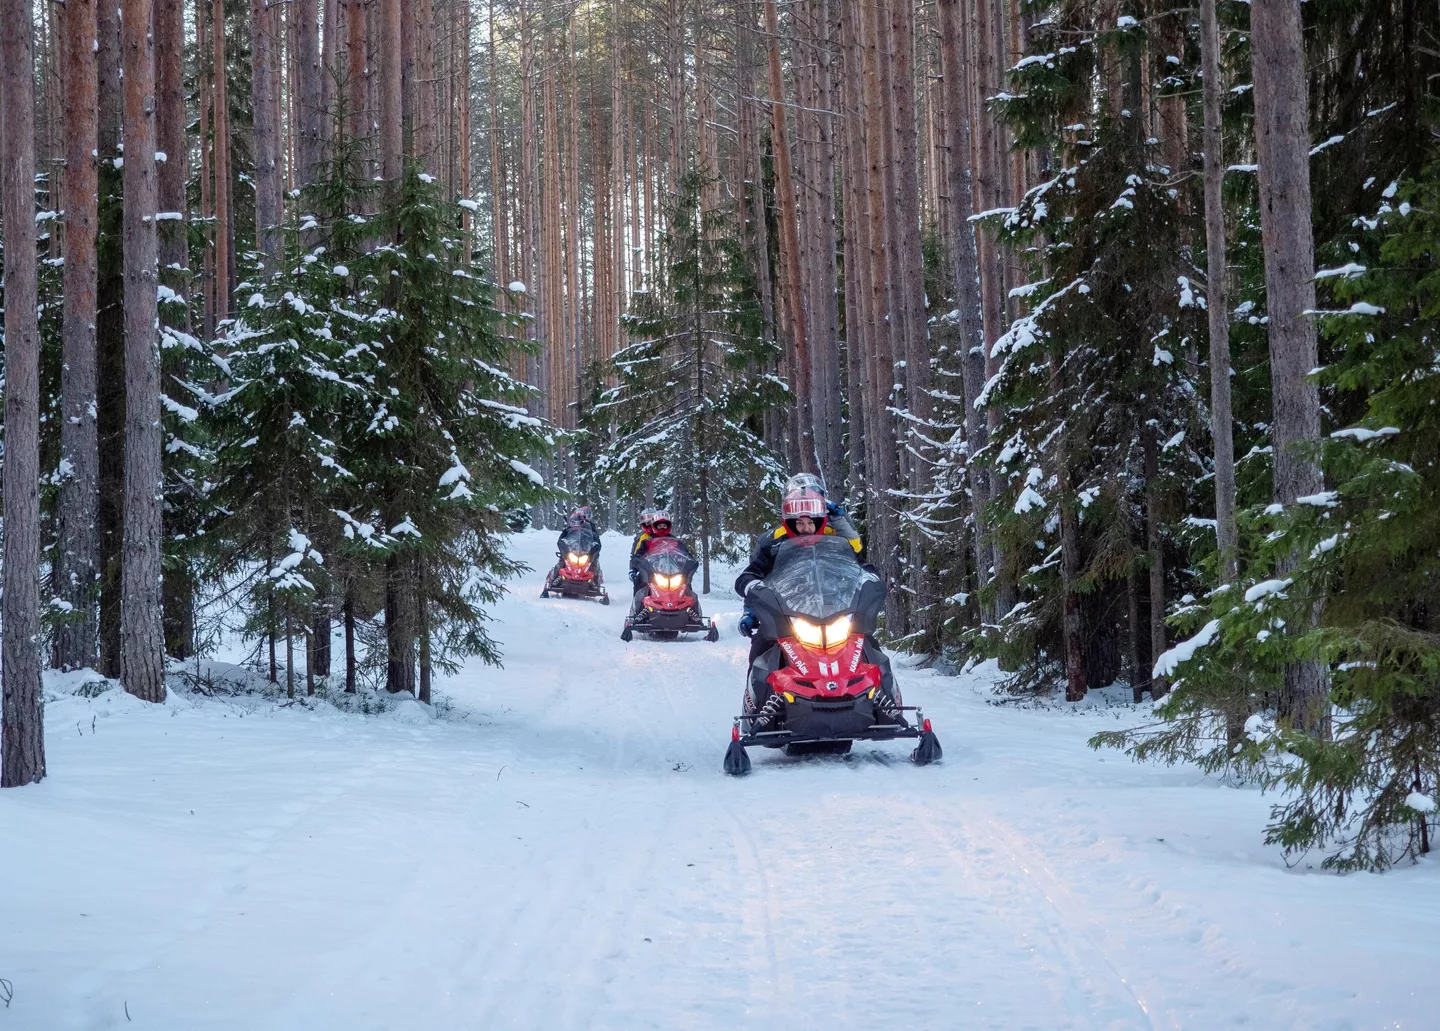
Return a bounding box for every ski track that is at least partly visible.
[2,529,1437,1030]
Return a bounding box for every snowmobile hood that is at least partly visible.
[753,535,883,634]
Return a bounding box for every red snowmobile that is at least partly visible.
[541,526,610,604]
[621,537,719,642]
[723,534,942,774]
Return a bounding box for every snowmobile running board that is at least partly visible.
[733,706,926,747]
[724,711,942,774]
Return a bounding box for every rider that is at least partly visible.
[769,474,863,556]
[735,485,830,666]
[629,509,676,612]
[550,505,602,587]
[737,473,860,639]
[630,508,658,559]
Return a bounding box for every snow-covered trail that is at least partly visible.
[3,529,1438,1030]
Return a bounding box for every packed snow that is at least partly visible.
[1,530,1436,1030]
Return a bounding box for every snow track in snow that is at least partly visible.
[2,529,1438,1030]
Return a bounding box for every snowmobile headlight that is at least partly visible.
[791,617,825,649]
[652,573,681,590]
[823,615,852,649]
[567,552,587,565]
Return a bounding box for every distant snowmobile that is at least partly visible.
[724,534,942,774]
[621,537,719,642]
[542,526,610,604]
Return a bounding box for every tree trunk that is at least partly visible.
[322,0,339,148]
[344,585,357,693]
[385,554,416,694]
[121,0,167,704]
[296,0,323,186]
[971,0,1014,624]
[418,564,431,704]
[252,0,281,259]
[1143,428,1168,699]
[211,0,231,319]
[1127,558,1146,701]
[157,0,194,662]
[312,595,332,678]
[938,0,991,622]
[413,0,436,170]
[1200,0,1239,583]
[55,0,102,672]
[1,0,48,786]
[348,0,368,152]
[379,0,404,184]
[1250,0,1327,734]
[763,0,817,473]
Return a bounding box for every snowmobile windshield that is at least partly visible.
[637,537,698,579]
[560,527,600,553]
[766,535,877,620]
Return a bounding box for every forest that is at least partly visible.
[0,0,1437,871]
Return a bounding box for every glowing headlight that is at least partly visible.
[652,573,683,590]
[791,617,825,649]
[824,615,852,648]
[567,552,589,565]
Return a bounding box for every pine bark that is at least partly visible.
[414,0,437,169]
[938,0,991,619]
[296,0,323,186]
[252,0,282,258]
[157,0,194,661]
[348,0,368,151]
[1250,0,1327,733]
[96,0,125,678]
[2,0,48,785]
[378,0,404,183]
[323,0,339,148]
[1200,0,1238,582]
[763,0,818,473]
[1143,429,1167,699]
[121,0,167,703]
[211,0,232,318]
[55,0,102,672]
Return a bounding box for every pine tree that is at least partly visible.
[586,172,786,587]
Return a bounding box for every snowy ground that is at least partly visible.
[2,529,1437,1031]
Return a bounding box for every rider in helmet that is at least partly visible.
[733,484,840,665]
[630,507,657,559]
[629,508,678,612]
[736,473,861,639]
[769,473,862,555]
[549,505,602,588]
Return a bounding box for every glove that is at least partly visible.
[827,500,846,518]
[629,569,641,585]
[738,609,758,638]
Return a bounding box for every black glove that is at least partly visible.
[738,609,758,638]
[629,569,641,586]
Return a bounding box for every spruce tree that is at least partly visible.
[585,173,786,588]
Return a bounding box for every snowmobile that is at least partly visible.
[621,537,719,642]
[723,534,942,774]
[541,526,610,604]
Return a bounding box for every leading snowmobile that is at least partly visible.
[621,536,718,641]
[723,533,942,773]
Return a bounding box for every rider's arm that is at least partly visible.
[733,537,777,597]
